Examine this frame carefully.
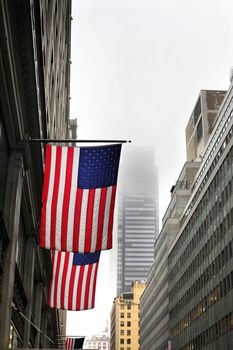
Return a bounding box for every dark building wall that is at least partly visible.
[0,0,71,347]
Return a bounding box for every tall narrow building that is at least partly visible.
[117,147,158,294]
[110,281,146,350]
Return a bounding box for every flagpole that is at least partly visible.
[29,137,131,143]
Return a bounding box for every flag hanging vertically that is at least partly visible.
[65,337,85,349]
[48,250,100,310]
[40,144,121,252]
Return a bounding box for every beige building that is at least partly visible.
[110,281,146,350]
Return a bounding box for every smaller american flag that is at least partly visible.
[48,251,100,310]
[66,337,85,349]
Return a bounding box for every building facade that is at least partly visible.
[111,281,146,350]
[84,323,110,350]
[0,0,71,348]
[169,85,233,349]
[140,89,229,350]
[117,148,158,294]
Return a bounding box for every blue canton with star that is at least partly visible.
[73,251,101,265]
[78,144,122,189]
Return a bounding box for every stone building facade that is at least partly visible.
[0,0,71,347]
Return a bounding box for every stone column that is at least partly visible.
[41,308,49,348]
[23,235,36,347]
[34,281,43,347]
[0,152,24,349]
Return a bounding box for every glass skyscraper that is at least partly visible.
[117,147,158,294]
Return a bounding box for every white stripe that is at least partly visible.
[80,265,88,310]
[63,253,74,309]
[102,186,112,249]
[56,252,65,309]
[67,148,80,251]
[56,147,68,250]
[49,251,58,307]
[79,189,89,252]
[72,266,80,310]
[45,146,56,248]
[88,263,97,308]
[90,188,101,252]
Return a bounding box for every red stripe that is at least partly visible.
[61,147,74,251]
[76,265,85,310]
[73,189,83,252]
[60,252,70,309]
[91,263,99,308]
[95,187,107,251]
[68,264,76,310]
[53,251,62,308]
[40,145,52,248]
[50,146,62,250]
[84,189,95,252]
[48,250,55,307]
[107,185,117,249]
[84,264,93,309]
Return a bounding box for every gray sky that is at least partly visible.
[67,0,233,336]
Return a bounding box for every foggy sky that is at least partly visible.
[67,0,233,336]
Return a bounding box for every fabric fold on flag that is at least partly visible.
[66,337,85,349]
[40,144,121,252]
[48,250,100,311]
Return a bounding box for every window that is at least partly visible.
[127,330,131,336]
[120,330,124,335]
[120,321,124,327]
[127,339,131,344]
[127,313,131,318]
[120,313,124,318]
[120,339,124,344]
[127,321,131,327]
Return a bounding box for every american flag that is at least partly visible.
[65,337,85,349]
[40,144,121,252]
[48,250,100,310]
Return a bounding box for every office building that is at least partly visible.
[0,0,71,348]
[84,323,110,350]
[110,281,146,350]
[169,85,233,348]
[140,89,229,350]
[117,147,158,294]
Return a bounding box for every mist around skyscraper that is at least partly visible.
[117,147,159,294]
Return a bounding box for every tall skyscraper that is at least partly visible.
[117,147,158,294]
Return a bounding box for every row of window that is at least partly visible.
[180,311,233,350]
[182,115,233,226]
[120,321,131,327]
[120,313,131,318]
[171,131,233,265]
[120,330,131,336]
[170,206,233,300]
[170,238,233,317]
[120,338,131,344]
[171,269,233,337]
[170,147,233,278]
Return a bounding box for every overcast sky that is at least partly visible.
[67,0,233,337]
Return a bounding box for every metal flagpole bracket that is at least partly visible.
[28,136,131,144]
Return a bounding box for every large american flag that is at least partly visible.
[40,144,121,252]
[65,337,85,349]
[48,251,100,310]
